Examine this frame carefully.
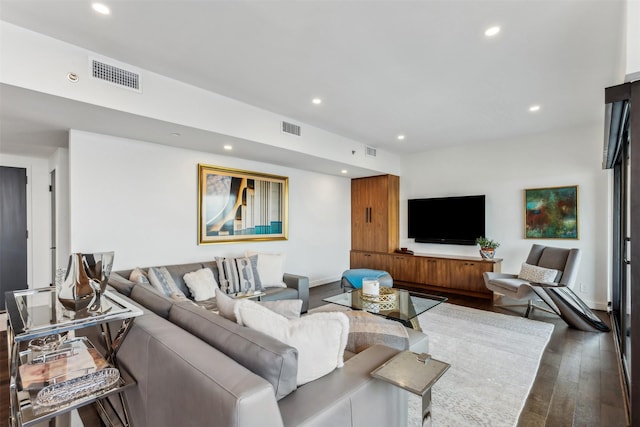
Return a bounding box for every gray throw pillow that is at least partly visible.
[129,267,150,284]
[148,266,187,299]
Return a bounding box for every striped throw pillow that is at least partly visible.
[147,266,187,298]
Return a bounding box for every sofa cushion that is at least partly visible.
[246,251,286,288]
[162,263,205,297]
[108,272,135,297]
[183,268,219,301]
[216,257,242,293]
[235,300,349,386]
[246,254,263,289]
[261,287,299,302]
[168,301,298,400]
[236,256,262,292]
[201,261,222,283]
[148,266,188,299]
[130,283,174,319]
[193,297,218,311]
[277,344,404,427]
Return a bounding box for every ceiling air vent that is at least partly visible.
[365,146,377,157]
[91,58,141,92]
[281,121,301,136]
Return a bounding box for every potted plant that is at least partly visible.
[476,237,500,259]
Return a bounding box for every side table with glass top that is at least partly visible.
[371,350,450,427]
[229,290,266,301]
[5,287,143,427]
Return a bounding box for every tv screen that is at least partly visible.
[408,195,485,245]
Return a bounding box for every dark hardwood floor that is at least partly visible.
[2,284,628,426]
[310,281,628,427]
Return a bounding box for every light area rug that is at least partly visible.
[411,303,554,427]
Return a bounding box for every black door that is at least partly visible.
[0,166,28,309]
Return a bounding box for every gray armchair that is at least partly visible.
[483,244,581,318]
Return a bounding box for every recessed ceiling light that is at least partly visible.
[312,98,322,105]
[92,3,111,15]
[170,132,180,137]
[529,105,541,112]
[397,134,406,141]
[341,170,348,174]
[223,145,233,150]
[484,26,501,37]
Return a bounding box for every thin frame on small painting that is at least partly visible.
[198,164,288,244]
[524,185,579,239]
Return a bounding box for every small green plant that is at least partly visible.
[476,236,500,249]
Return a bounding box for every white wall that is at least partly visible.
[68,130,350,286]
[49,148,70,270]
[626,0,640,78]
[400,125,609,309]
[0,153,51,288]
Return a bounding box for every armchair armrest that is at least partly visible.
[283,273,309,313]
[482,271,517,287]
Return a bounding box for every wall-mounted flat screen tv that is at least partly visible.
[408,195,485,245]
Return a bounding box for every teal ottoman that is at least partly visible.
[341,269,393,289]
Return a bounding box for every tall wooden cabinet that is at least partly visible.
[351,175,399,253]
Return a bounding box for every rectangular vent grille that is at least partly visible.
[281,121,301,136]
[365,146,377,157]
[92,59,141,91]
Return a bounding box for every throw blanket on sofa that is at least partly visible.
[342,269,389,289]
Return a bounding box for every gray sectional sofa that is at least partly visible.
[111,260,310,313]
[94,261,410,427]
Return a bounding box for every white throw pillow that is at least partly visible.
[246,251,286,288]
[518,263,559,283]
[215,288,302,322]
[235,300,349,385]
[183,268,219,301]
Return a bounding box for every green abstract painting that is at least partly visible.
[525,186,578,239]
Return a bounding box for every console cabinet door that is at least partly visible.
[423,258,451,288]
[387,254,421,283]
[449,260,493,296]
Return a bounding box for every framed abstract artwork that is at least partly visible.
[198,164,288,244]
[524,185,578,239]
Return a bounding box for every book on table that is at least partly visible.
[19,337,110,390]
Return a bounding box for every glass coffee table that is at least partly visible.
[322,288,447,331]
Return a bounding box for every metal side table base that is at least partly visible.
[371,351,449,427]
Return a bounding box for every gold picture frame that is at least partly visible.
[524,185,579,239]
[198,164,288,244]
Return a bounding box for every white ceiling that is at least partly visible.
[0,0,627,162]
